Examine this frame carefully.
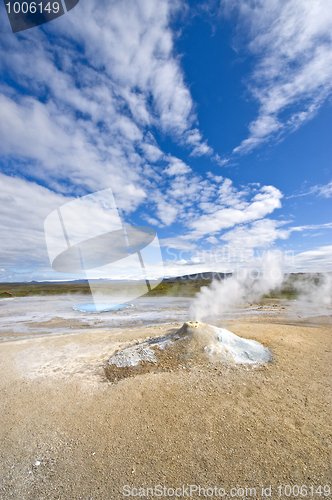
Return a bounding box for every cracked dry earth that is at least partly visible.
[0,315,331,499]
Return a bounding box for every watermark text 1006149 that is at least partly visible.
[3,0,79,33]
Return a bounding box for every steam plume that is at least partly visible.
[189,251,284,321]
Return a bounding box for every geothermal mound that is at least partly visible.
[105,322,271,382]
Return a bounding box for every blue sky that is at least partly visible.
[0,0,331,282]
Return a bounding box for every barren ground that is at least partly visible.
[0,306,331,500]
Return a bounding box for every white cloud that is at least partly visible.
[185,129,213,156]
[164,156,192,176]
[0,0,211,200]
[206,236,219,244]
[146,174,285,243]
[169,175,204,200]
[160,236,197,251]
[2,171,328,280]
[292,245,332,272]
[220,0,332,155]
[153,192,179,226]
[188,185,283,238]
[220,219,290,249]
[144,217,163,227]
[291,222,332,232]
[0,174,73,271]
[140,143,164,163]
[287,180,332,199]
[0,0,329,279]
[207,172,224,183]
[318,181,332,198]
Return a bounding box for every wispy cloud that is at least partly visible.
[150,178,284,243]
[0,0,330,280]
[220,219,332,252]
[0,0,211,204]
[220,219,290,249]
[187,185,283,239]
[287,180,332,199]
[292,245,332,272]
[220,0,332,156]
[0,174,73,273]
[1,167,331,280]
[318,181,332,198]
[164,156,192,176]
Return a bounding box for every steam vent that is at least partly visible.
[105,321,271,382]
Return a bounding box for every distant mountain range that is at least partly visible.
[29,279,89,284]
[163,272,232,281]
[27,272,232,284]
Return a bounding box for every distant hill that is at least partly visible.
[163,272,232,282]
[2,272,232,286]
[29,279,89,284]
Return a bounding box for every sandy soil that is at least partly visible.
[0,312,331,500]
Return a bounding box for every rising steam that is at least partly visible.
[290,273,332,317]
[189,251,284,321]
[189,250,332,322]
